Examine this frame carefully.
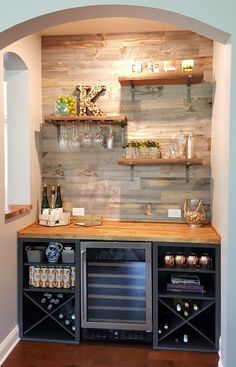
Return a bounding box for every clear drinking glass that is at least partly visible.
[94,123,104,147]
[70,125,81,150]
[106,125,114,149]
[82,123,93,147]
[59,125,69,150]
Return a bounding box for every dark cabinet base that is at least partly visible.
[152,242,220,352]
[18,238,220,352]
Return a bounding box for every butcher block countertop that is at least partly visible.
[17,221,221,244]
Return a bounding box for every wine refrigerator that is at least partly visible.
[80,241,152,342]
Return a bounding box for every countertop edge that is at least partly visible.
[17,221,221,245]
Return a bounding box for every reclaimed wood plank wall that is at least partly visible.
[41,31,213,222]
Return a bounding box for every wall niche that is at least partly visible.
[41,31,212,222]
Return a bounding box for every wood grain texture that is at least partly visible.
[41,31,213,222]
[2,341,219,367]
[5,204,32,220]
[118,72,204,86]
[17,221,220,244]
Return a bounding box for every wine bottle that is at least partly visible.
[41,184,49,213]
[50,298,59,305]
[183,300,190,317]
[163,322,169,330]
[183,309,189,317]
[58,311,64,319]
[55,184,63,209]
[183,334,189,343]
[173,298,183,312]
[43,292,52,299]
[176,303,182,312]
[50,186,56,209]
[184,301,190,308]
[192,302,199,311]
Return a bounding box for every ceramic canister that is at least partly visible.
[46,242,63,263]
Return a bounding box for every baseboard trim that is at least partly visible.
[0,325,19,366]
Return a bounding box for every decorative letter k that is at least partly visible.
[76,85,106,116]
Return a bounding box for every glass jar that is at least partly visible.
[184,198,206,227]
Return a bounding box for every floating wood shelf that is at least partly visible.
[118,71,204,87]
[118,158,203,182]
[44,114,127,127]
[118,158,203,166]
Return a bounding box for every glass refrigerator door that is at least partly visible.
[81,242,152,331]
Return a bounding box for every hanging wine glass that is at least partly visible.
[94,123,104,147]
[82,123,93,147]
[70,125,81,150]
[59,125,69,150]
[106,124,114,149]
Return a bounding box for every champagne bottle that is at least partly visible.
[55,184,63,209]
[50,186,56,209]
[41,184,49,213]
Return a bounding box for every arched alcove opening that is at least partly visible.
[0,5,230,49]
[0,4,233,367]
[4,51,30,205]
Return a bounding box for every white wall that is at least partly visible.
[6,68,30,204]
[212,41,231,365]
[0,33,42,347]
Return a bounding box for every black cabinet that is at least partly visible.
[18,238,80,343]
[18,237,220,351]
[153,242,220,352]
